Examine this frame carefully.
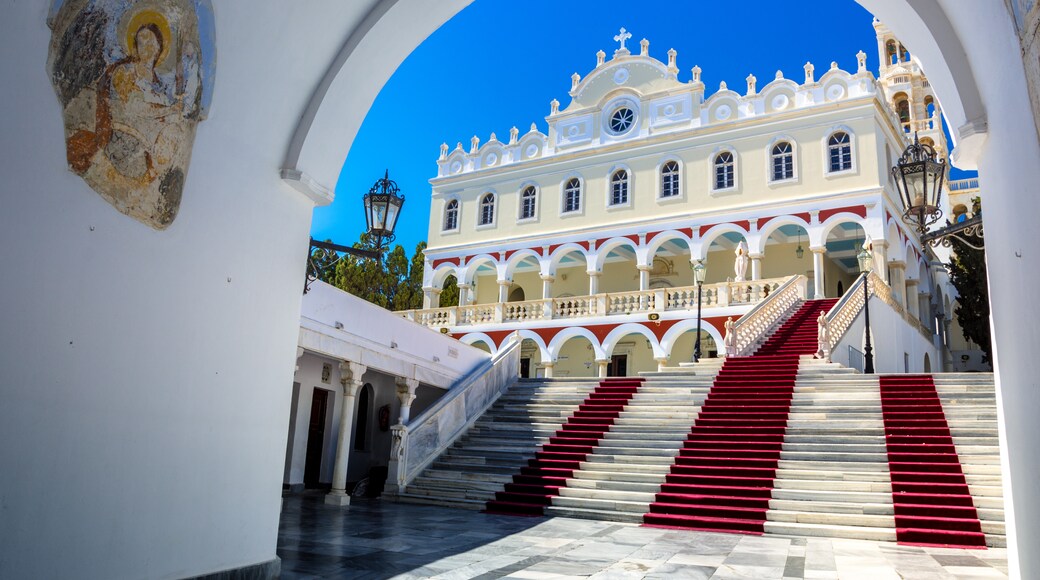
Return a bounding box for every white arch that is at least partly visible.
[430,263,460,289]
[593,236,640,271]
[459,332,499,355]
[459,253,499,286]
[547,327,606,361]
[754,215,812,255]
[601,324,666,359]
[645,230,694,259]
[697,223,750,261]
[503,249,543,279]
[816,212,868,247]
[548,243,592,275]
[660,318,725,356]
[515,330,550,361]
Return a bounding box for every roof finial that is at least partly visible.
[509,126,519,144]
[571,72,580,91]
[596,50,605,66]
[550,99,560,115]
[856,50,868,73]
[804,61,815,84]
[640,38,649,56]
[746,74,757,96]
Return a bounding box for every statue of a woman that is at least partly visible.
[723,317,738,357]
[815,312,831,361]
[734,241,749,282]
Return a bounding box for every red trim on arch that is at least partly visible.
[431,257,461,269]
[819,205,867,223]
[699,220,750,238]
[464,316,739,351]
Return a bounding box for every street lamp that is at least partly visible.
[857,241,875,374]
[892,132,946,235]
[693,261,706,363]
[891,133,984,250]
[363,169,406,249]
[305,169,405,293]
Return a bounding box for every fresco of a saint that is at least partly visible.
[47,0,215,230]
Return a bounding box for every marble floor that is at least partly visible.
[277,492,1008,579]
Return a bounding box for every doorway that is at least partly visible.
[608,354,628,377]
[520,358,531,378]
[304,388,331,487]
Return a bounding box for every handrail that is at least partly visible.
[730,275,806,356]
[385,333,522,494]
[825,271,933,355]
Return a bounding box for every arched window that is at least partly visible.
[714,152,734,190]
[895,99,911,131]
[661,161,680,198]
[519,186,537,220]
[479,193,495,225]
[886,40,898,65]
[771,142,793,181]
[899,44,910,62]
[610,169,629,206]
[443,199,458,231]
[828,132,852,172]
[563,178,581,213]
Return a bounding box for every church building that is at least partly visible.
[399,21,978,378]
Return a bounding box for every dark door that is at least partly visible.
[608,355,628,377]
[520,358,531,378]
[304,388,330,486]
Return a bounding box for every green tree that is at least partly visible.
[947,198,992,363]
[439,274,459,307]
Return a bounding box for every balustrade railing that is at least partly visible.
[731,275,808,356]
[396,276,790,329]
[825,271,934,354]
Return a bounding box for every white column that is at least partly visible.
[905,279,920,318]
[395,377,419,425]
[457,283,471,306]
[637,264,651,291]
[750,253,763,281]
[871,241,890,284]
[811,248,826,299]
[889,261,907,308]
[540,274,554,299]
[596,359,608,378]
[587,271,601,295]
[542,362,555,378]
[326,361,365,506]
[497,279,510,303]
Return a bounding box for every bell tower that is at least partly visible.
[873,19,947,158]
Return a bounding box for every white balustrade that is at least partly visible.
[397,276,792,330]
[731,275,807,356]
[825,271,933,353]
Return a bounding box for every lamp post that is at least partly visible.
[857,242,875,374]
[693,261,706,362]
[305,169,405,293]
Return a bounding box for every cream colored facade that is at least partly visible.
[404,23,967,377]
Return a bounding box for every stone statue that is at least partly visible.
[723,316,738,357]
[816,312,831,361]
[390,427,405,460]
[734,240,749,281]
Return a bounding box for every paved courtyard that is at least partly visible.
[277,492,1008,579]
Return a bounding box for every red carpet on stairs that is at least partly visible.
[643,299,837,533]
[484,377,643,516]
[879,375,987,547]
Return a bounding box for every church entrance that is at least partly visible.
[520,358,531,378]
[608,354,628,377]
[304,388,331,487]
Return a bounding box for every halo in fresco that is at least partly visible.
[47,0,215,230]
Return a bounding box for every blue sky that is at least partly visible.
[310,0,972,257]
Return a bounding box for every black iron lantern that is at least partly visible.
[363,169,405,248]
[892,132,946,234]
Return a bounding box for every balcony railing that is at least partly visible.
[397,276,791,329]
[949,177,980,192]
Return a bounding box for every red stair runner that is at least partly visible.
[643,299,836,533]
[879,375,986,547]
[484,377,643,516]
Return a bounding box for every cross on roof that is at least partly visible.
[613,27,632,52]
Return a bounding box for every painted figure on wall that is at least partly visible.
[47,0,215,230]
